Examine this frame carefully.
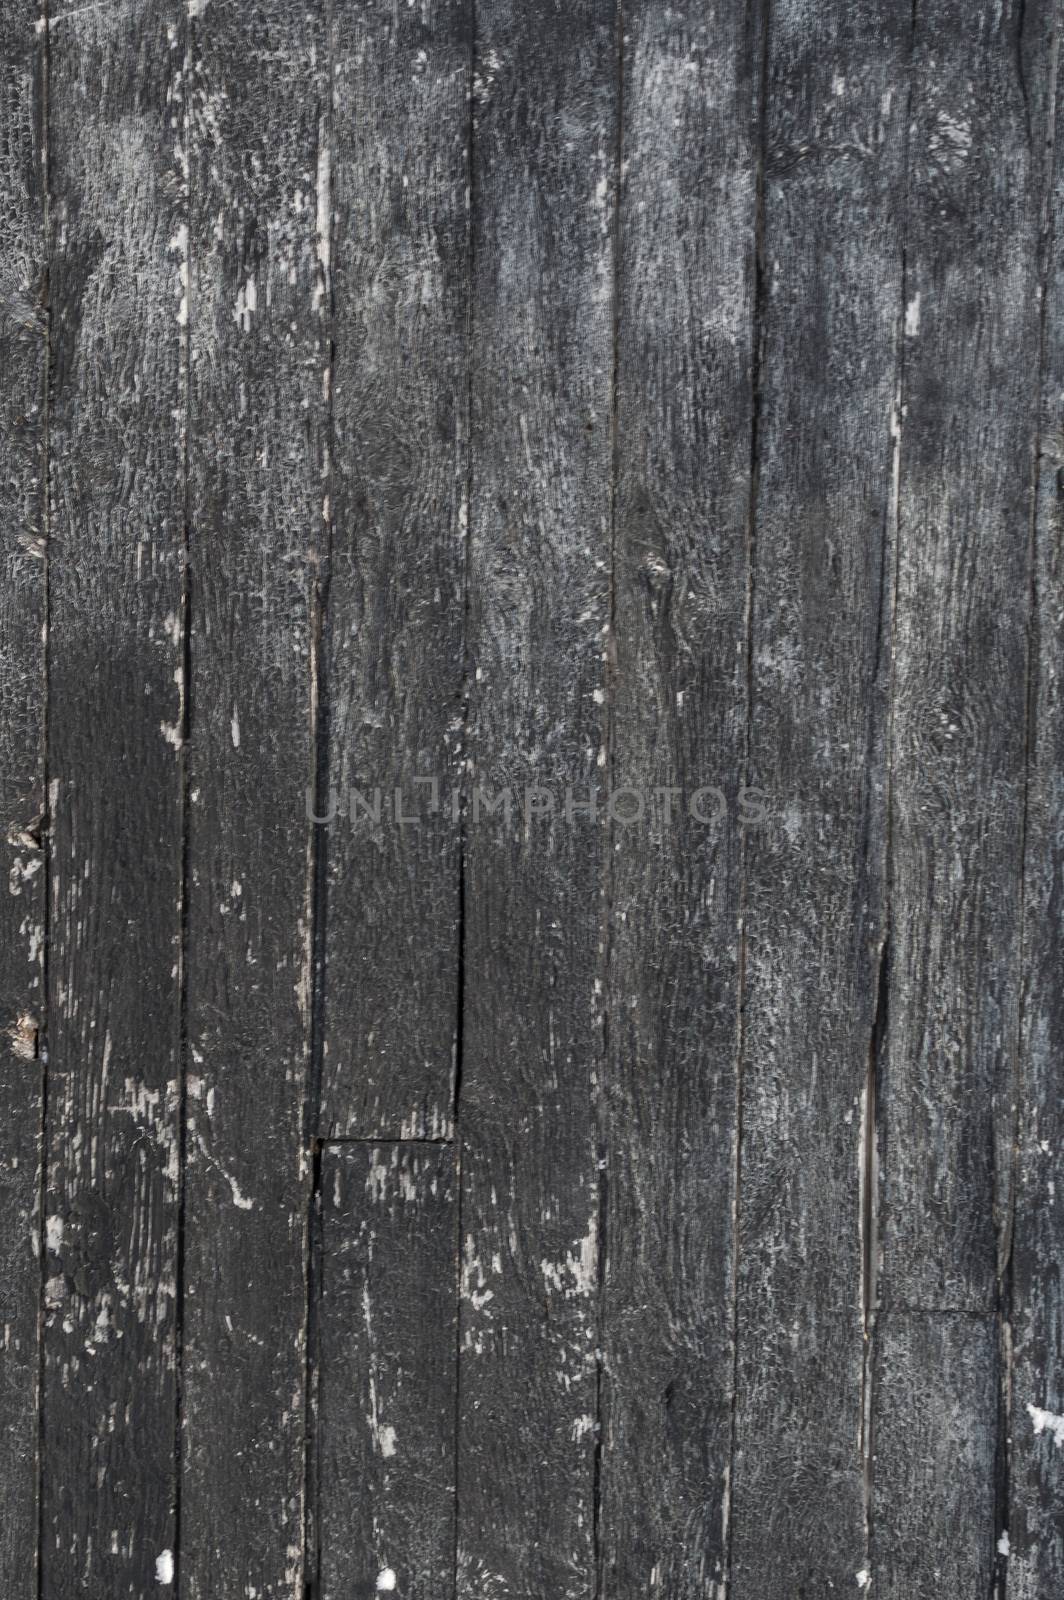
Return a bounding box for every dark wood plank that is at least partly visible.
[728,4,906,1593]
[457,1,616,1593]
[179,2,324,1592]
[871,1312,998,1597]
[872,2,1049,1584]
[316,1143,457,1600]
[598,2,756,1592]
[42,0,185,1591]
[880,0,1042,1315]
[0,3,45,1591]
[1009,9,1064,1594]
[317,0,470,1141]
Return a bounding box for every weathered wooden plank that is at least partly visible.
[41,0,185,1592]
[316,1143,456,1600]
[729,3,907,1593]
[872,3,1049,1585]
[179,2,324,1593]
[317,0,470,1141]
[880,0,1041,1315]
[871,1312,998,1596]
[1009,9,1064,1595]
[0,3,45,1592]
[598,2,756,1592]
[457,1,616,1593]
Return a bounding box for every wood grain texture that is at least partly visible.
[316,1143,456,1600]
[0,3,45,1592]
[872,4,1051,1588]
[42,0,185,1592]
[317,0,470,1141]
[179,2,323,1593]
[870,3,1056,1587]
[871,1312,998,1597]
[880,0,1042,1316]
[1010,9,1064,1595]
[457,1,616,1593]
[729,3,906,1593]
[5,2,1064,1584]
[598,3,756,1593]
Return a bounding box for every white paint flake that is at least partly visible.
[540,1219,597,1298]
[191,1129,254,1210]
[9,1012,37,1059]
[233,276,257,331]
[998,1531,1010,1556]
[156,1548,174,1585]
[227,1175,254,1211]
[168,225,189,328]
[905,293,921,336]
[856,1571,870,1590]
[315,137,331,278]
[1027,1403,1064,1448]
[231,707,241,748]
[376,1569,397,1592]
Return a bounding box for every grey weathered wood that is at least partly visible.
[598,3,756,1592]
[316,1143,457,1600]
[317,0,470,1141]
[729,4,907,1593]
[1009,8,1064,1595]
[7,1,1064,1582]
[873,2,1048,1585]
[457,1,616,1593]
[179,2,323,1592]
[871,1312,998,1597]
[0,4,45,1592]
[41,1,185,1591]
[880,0,1042,1315]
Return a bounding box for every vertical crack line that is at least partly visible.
[171,0,195,1588]
[724,0,771,1588]
[593,6,624,1595]
[861,6,917,1579]
[451,3,476,1593]
[859,935,889,1547]
[302,4,337,1590]
[453,0,478,1135]
[306,0,336,1149]
[1000,11,1061,1596]
[303,1139,325,1600]
[34,2,52,1594]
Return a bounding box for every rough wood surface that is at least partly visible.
[179,2,323,1593]
[879,0,1043,1319]
[316,1143,457,1600]
[872,5,1053,1590]
[457,2,616,1593]
[871,1312,998,1597]
[598,2,755,1592]
[318,0,470,1141]
[9,3,1064,1590]
[0,4,45,1591]
[729,3,906,1593]
[41,1,186,1593]
[1010,9,1064,1595]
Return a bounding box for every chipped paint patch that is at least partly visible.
[1027,1403,1064,1448]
